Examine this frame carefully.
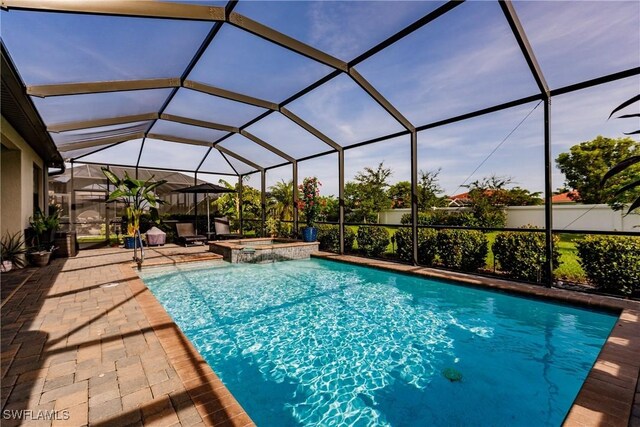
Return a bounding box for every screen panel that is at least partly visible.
[286,74,405,146]
[163,88,267,128]
[187,25,333,102]
[218,134,288,168]
[150,120,228,144]
[244,112,334,159]
[51,121,152,146]
[32,89,172,125]
[1,10,214,85]
[233,1,446,61]
[199,148,238,175]
[356,1,539,127]
[138,138,210,172]
[76,139,144,165]
[513,0,640,89]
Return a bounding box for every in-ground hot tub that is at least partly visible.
[209,238,319,263]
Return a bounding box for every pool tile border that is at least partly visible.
[119,263,255,427]
[311,252,640,427]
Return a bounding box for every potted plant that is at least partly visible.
[102,168,166,250]
[1,231,27,272]
[27,209,58,267]
[297,177,322,242]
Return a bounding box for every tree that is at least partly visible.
[214,178,262,232]
[344,163,392,222]
[268,179,293,221]
[387,181,411,209]
[318,195,339,222]
[556,136,640,207]
[418,169,446,209]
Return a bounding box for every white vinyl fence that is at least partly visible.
[378,205,640,232]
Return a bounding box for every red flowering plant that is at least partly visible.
[297,177,322,228]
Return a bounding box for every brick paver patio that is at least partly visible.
[1,245,253,427]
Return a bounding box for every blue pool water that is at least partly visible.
[141,259,616,426]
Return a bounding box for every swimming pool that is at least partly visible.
[141,258,617,426]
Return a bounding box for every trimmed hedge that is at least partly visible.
[356,226,389,256]
[577,235,640,295]
[394,227,438,265]
[437,229,488,272]
[492,228,561,282]
[317,224,355,253]
[400,211,477,227]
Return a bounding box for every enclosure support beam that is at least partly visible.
[2,0,225,21]
[27,79,180,98]
[48,113,159,133]
[501,0,553,287]
[240,130,295,163]
[194,173,199,233]
[261,169,266,237]
[184,80,278,110]
[338,149,345,255]
[70,160,76,233]
[410,131,419,265]
[543,98,553,287]
[227,12,348,72]
[292,161,299,236]
[238,175,244,235]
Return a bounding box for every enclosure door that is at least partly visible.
[73,190,109,247]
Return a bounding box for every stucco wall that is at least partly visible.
[378,205,640,232]
[1,116,45,236]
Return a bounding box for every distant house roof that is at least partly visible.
[552,191,579,203]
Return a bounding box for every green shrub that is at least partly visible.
[356,226,389,256]
[436,229,488,272]
[493,228,561,282]
[394,227,438,265]
[400,211,478,227]
[577,235,640,295]
[317,225,355,253]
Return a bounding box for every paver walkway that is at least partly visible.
[1,245,253,427]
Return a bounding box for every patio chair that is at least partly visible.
[175,223,207,247]
[213,217,243,240]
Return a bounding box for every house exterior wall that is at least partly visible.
[1,116,45,236]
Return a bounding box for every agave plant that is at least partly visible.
[601,94,640,214]
[1,231,27,269]
[101,168,167,235]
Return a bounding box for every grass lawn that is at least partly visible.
[77,236,107,243]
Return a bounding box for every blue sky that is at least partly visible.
[2,0,638,197]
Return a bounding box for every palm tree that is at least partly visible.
[602,95,640,214]
[102,168,166,235]
[269,180,293,221]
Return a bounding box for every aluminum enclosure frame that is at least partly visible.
[2,0,638,286]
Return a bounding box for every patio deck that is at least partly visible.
[1,245,253,427]
[1,247,638,426]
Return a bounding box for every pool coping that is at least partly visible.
[209,237,319,251]
[120,260,255,426]
[311,252,640,427]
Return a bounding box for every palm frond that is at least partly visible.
[601,156,640,186]
[613,179,640,196]
[608,94,640,119]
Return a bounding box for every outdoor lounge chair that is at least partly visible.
[175,223,207,247]
[213,217,243,240]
